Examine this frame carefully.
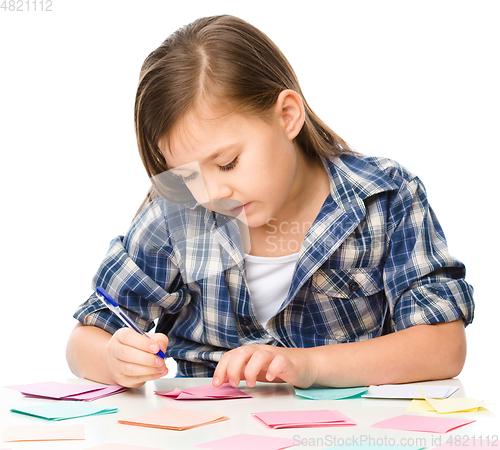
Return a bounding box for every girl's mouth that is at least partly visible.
[230,202,250,216]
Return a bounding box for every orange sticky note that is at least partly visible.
[118,406,228,431]
[3,424,85,442]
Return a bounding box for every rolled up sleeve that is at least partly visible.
[73,198,187,335]
[383,176,474,331]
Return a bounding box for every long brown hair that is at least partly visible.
[134,15,353,206]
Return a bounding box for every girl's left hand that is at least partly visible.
[212,344,316,389]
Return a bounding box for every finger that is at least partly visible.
[149,332,169,354]
[266,354,291,382]
[112,343,165,368]
[244,351,273,388]
[115,357,168,378]
[111,340,167,371]
[112,337,166,370]
[110,345,169,387]
[224,347,254,387]
[115,328,159,354]
[212,351,232,387]
[114,366,169,389]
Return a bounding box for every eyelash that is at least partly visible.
[178,156,239,182]
[218,156,239,172]
[181,172,198,183]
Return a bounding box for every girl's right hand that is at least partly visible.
[106,328,169,388]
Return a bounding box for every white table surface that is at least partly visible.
[1,377,498,450]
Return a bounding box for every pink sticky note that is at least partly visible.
[65,385,126,401]
[6,381,103,399]
[155,383,251,400]
[371,415,475,433]
[3,424,85,442]
[252,409,356,429]
[195,433,296,450]
[6,381,125,401]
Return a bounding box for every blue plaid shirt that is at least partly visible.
[74,154,474,377]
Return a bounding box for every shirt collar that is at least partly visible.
[323,154,399,219]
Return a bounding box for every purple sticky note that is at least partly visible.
[6,381,125,401]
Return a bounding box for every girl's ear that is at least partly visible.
[274,90,305,140]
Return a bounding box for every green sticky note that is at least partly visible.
[295,386,368,400]
[11,401,118,421]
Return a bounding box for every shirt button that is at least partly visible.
[348,282,359,292]
[241,318,251,326]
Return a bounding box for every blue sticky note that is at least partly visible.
[10,401,118,421]
[295,386,368,400]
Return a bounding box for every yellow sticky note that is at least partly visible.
[407,398,480,413]
[417,386,485,413]
[407,399,436,412]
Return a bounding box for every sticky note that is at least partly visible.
[3,424,85,442]
[295,386,368,400]
[406,399,483,413]
[118,406,229,431]
[416,385,487,413]
[10,401,118,420]
[371,414,475,433]
[362,384,458,399]
[407,399,447,412]
[155,383,251,400]
[6,381,126,401]
[252,409,356,429]
[194,433,296,450]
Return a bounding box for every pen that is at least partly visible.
[95,286,166,359]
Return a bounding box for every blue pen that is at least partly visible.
[95,286,166,359]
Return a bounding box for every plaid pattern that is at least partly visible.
[74,154,474,377]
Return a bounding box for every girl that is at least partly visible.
[67,15,474,389]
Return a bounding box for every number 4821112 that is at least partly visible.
[1,0,53,11]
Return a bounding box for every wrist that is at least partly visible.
[291,347,320,389]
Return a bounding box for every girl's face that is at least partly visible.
[158,100,306,229]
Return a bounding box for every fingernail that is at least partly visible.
[213,377,220,385]
[150,344,159,353]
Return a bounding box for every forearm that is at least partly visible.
[307,319,466,387]
[66,323,117,385]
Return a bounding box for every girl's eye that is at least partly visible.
[218,156,239,172]
[181,172,198,183]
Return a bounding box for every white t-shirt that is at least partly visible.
[244,252,300,327]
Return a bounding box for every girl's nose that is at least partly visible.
[204,174,233,202]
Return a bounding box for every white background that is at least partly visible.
[1,1,498,392]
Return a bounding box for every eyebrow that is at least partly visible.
[204,144,235,163]
[167,142,237,169]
